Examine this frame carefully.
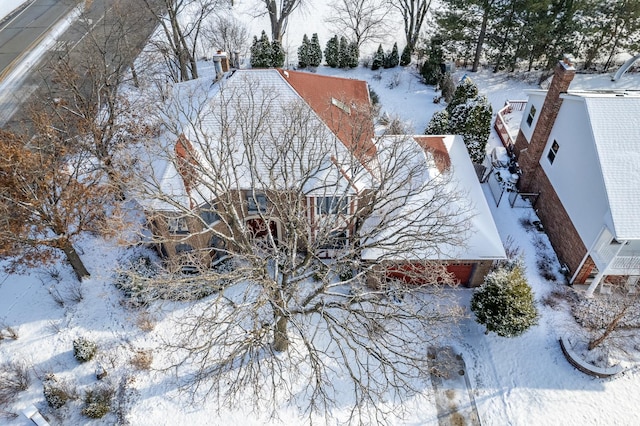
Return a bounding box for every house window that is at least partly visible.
[200,202,219,225]
[547,140,559,164]
[247,193,267,213]
[526,105,536,126]
[167,217,189,234]
[316,196,349,215]
[320,230,348,249]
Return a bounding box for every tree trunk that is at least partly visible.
[273,314,289,352]
[588,306,628,350]
[472,1,491,72]
[60,239,90,281]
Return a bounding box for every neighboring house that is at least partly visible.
[509,56,640,295]
[363,134,505,286]
[137,65,504,286]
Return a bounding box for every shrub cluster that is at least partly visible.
[73,337,97,363]
[82,385,114,419]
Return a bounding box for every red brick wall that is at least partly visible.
[526,168,587,277]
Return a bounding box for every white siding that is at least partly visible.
[519,92,546,142]
[540,97,609,248]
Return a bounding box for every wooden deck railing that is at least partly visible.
[494,100,527,149]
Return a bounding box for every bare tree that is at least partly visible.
[586,286,640,351]
[389,0,433,53]
[200,13,250,59]
[128,71,471,422]
[143,0,220,81]
[326,0,393,48]
[37,0,159,198]
[259,0,305,42]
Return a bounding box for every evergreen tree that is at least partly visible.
[426,77,491,162]
[470,264,538,338]
[298,34,310,68]
[271,39,285,67]
[309,33,323,67]
[424,110,449,135]
[384,42,400,68]
[448,96,492,163]
[250,35,260,68]
[420,35,445,85]
[250,31,273,68]
[338,36,350,68]
[347,41,359,68]
[447,78,478,112]
[371,44,385,70]
[400,44,412,66]
[325,35,340,67]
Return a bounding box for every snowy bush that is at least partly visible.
[471,264,539,337]
[73,337,98,363]
[81,385,114,419]
[130,350,153,370]
[43,374,76,409]
[0,361,30,407]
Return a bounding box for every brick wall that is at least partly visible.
[527,168,587,277]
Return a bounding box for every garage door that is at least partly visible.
[385,262,475,285]
[447,263,474,285]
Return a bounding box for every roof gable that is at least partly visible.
[277,69,376,160]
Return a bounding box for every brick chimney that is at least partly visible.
[515,55,575,191]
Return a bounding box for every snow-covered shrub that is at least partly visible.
[43,374,76,409]
[387,72,401,89]
[0,361,30,407]
[337,264,353,282]
[81,385,114,419]
[73,337,97,363]
[471,264,539,337]
[0,323,18,340]
[424,109,449,135]
[130,350,153,370]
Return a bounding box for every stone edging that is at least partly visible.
[559,336,624,378]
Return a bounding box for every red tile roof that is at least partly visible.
[277,69,376,160]
[413,136,451,172]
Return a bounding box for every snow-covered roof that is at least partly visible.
[138,69,375,211]
[361,135,505,261]
[580,95,640,239]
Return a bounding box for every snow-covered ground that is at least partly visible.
[0,0,29,22]
[3,2,640,425]
[2,62,640,425]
